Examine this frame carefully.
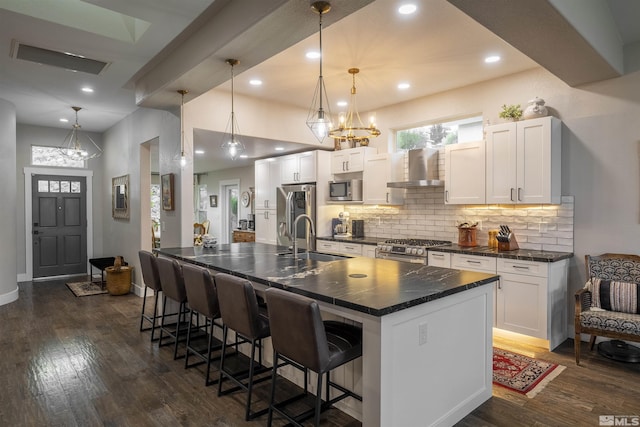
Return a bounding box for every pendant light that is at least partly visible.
[177,89,188,167]
[329,68,381,147]
[57,106,103,160]
[306,1,333,143]
[220,59,245,160]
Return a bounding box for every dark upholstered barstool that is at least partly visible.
[156,257,190,360]
[181,263,224,385]
[138,250,162,341]
[265,288,363,427]
[215,273,273,421]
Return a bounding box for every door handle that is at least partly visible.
[386,192,389,203]
[517,187,522,201]
[342,161,346,171]
[510,188,515,202]
[33,230,40,235]
[346,161,349,171]
[445,190,449,202]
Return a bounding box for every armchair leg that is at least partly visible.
[589,335,597,351]
[575,334,581,365]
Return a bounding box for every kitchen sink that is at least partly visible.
[278,251,351,262]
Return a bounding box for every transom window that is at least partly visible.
[32,145,85,168]
[395,115,483,151]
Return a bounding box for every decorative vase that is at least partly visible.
[523,97,548,120]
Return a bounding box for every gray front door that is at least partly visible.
[32,174,87,277]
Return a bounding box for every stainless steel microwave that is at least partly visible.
[329,179,362,201]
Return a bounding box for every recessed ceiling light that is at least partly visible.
[275,147,285,151]
[336,101,348,107]
[195,149,205,155]
[484,55,501,63]
[306,51,321,59]
[59,118,68,123]
[398,4,417,15]
[398,82,411,90]
[249,79,262,86]
[81,87,94,93]
[239,154,249,159]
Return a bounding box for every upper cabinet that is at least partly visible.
[444,141,486,204]
[254,158,281,209]
[363,152,404,205]
[486,116,561,204]
[281,151,317,184]
[331,147,377,174]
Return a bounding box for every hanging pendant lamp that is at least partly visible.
[306,1,333,143]
[57,106,103,160]
[220,59,245,160]
[177,89,188,167]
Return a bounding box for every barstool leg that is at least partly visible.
[173,302,186,360]
[218,325,229,396]
[268,351,280,427]
[205,318,214,385]
[159,294,168,345]
[314,372,324,427]
[245,338,258,420]
[184,308,194,368]
[139,286,148,331]
[150,291,160,342]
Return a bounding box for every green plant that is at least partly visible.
[499,104,523,121]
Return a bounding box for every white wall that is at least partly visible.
[0,99,18,305]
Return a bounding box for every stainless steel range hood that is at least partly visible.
[387,148,444,188]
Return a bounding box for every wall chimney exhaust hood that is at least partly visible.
[387,148,444,188]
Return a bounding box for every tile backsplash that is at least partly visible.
[344,187,574,253]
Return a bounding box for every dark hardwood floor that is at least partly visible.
[1,278,639,426]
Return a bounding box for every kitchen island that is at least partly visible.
[156,243,499,426]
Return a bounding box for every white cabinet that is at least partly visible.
[255,209,278,245]
[255,158,280,209]
[450,253,496,273]
[330,147,376,174]
[444,141,485,204]
[486,116,561,204]
[428,251,451,268]
[316,239,340,253]
[281,151,317,184]
[363,152,404,205]
[363,245,377,258]
[338,242,363,256]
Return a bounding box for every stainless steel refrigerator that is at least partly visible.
[277,184,316,251]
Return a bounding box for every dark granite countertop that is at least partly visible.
[155,243,498,317]
[316,236,386,246]
[428,244,573,262]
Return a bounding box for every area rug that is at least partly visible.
[66,281,108,297]
[493,347,566,398]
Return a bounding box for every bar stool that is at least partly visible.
[264,288,363,427]
[138,250,162,341]
[215,273,273,421]
[181,263,224,386]
[156,257,190,360]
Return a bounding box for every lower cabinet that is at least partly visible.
[449,253,567,350]
[315,240,377,258]
[255,209,277,245]
[427,251,451,267]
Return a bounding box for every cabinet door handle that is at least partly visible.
[432,254,444,258]
[498,279,502,290]
[386,192,389,203]
[466,260,481,264]
[445,190,449,202]
[512,265,530,270]
[518,187,522,201]
[346,161,349,171]
[510,188,515,202]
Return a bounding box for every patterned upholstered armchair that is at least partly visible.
[575,253,640,364]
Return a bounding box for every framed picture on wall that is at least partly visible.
[161,173,175,211]
[209,195,218,208]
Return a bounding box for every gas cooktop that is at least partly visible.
[377,238,452,257]
[382,239,452,247]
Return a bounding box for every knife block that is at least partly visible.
[497,234,519,251]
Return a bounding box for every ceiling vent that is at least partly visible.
[11,40,110,75]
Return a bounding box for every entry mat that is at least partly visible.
[66,281,108,297]
[493,347,566,398]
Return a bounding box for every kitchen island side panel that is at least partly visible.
[379,283,493,427]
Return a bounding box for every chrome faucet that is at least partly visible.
[292,214,315,257]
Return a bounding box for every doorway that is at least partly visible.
[219,179,239,244]
[32,174,87,277]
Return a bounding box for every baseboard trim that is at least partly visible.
[0,286,19,306]
[17,273,28,282]
[133,283,152,298]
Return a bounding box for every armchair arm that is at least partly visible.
[574,288,591,315]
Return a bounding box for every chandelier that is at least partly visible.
[57,106,103,160]
[329,68,380,146]
[306,0,333,143]
[220,58,245,160]
[177,89,188,167]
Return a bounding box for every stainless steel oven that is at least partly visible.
[376,239,451,264]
